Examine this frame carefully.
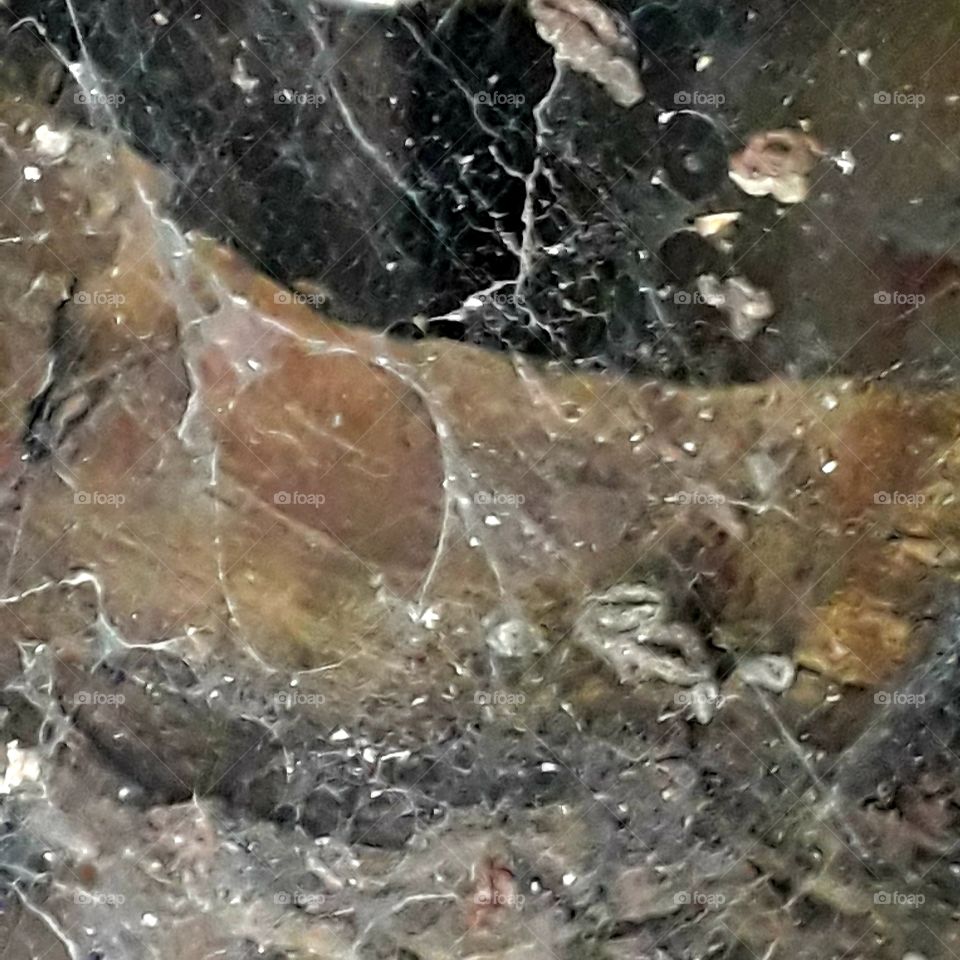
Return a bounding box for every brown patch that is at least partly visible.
[795,586,914,685]
[467,856,518,928]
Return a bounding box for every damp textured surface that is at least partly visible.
[0,3,959,960]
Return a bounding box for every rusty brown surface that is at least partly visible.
[0,100,957,695]
[2,99,960,960]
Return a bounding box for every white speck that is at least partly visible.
[890,132,903,142]
[821,393,838,410]
[540,762,558,772]
[362,747,377,764]
[694,211,740,238]
[682,441,698,454]
[22,166,41,182]
[856,49,872,68]
[141,913,158,928]
[231,57,259,93]
[562,873,576,886]
[419,606,441,630]
[468,536,481,547]
[151,11,169,25]
[330,728,350,742]
[484,515,501,527]
[834,149,856,175]
[487,618,545,658]
[0,741,40,794]
[118,786,131,800]
[33,124,72,159]
[695,54,713,72]
[821,460,838,474]
[246,358,262,372]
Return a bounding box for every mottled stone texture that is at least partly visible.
[1,2,960,958]
[7,0,960,382]
[0,97,957,960]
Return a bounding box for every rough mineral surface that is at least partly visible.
[528,0,644,108]
[0,4,959,960]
